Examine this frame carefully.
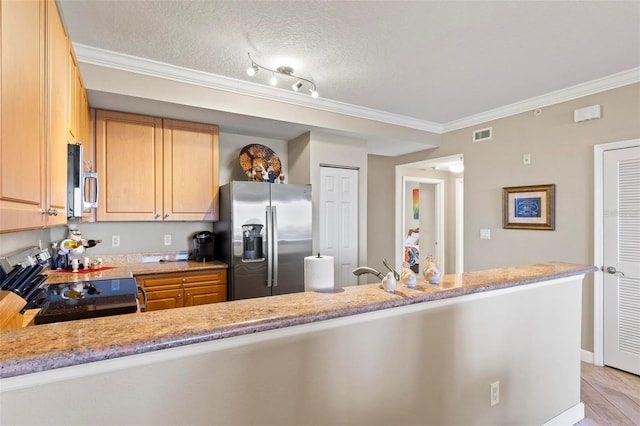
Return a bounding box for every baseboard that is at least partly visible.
[581,350,594,364]
[543,402,585,426]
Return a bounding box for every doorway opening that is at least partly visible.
[395,154,464,277]
[397,176,445,277]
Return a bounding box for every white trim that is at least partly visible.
[456,177,464,273]
[593,138,640,367]
[74,44,639,136]
[542,403,585,426]
[443,68,640,132]
[581,350,594,364]
[73,43,442,133]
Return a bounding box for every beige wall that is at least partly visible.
[368,83,640,352]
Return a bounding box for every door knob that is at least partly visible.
[606,266,625,277]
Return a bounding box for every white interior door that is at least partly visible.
[603,146,640,375]
[319,166,358,287]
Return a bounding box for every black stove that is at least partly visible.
[34,277,141,325]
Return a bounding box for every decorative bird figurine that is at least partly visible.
[400,262,417,288]
[382,271,397,293]
[423,255,441,284]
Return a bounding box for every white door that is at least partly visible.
[603,146,640,375]
[319,166,358,287]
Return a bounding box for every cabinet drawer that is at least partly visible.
[137,275,183,288]
[182,270,226,284]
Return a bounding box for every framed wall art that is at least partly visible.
[502,184,555,230]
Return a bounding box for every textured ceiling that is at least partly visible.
[58,0,640,152]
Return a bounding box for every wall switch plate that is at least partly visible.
[491,381,500,406]
[164,234,172,246]
[111,235,120,247]
[523,153,531,165]
[480,229,491,240]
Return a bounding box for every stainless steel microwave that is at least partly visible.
[67,143,98,217]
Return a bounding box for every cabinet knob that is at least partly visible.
[47,208,58,216]
[154,214,160,219]
[177,293,181,298]
[182,278,186,283]
[186,293,190,298]
[164,214,169,219]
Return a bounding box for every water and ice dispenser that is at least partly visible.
[242,224,263,260]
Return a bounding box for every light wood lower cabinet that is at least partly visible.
[136,270,227,312]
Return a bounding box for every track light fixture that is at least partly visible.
[246,53,319,98]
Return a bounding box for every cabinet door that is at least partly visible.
[184,284,227,307]
[141,287,183,312]
[163,119,219,221]
[45,0,68,225]
[96,110,163,221]
[0,0,45,232]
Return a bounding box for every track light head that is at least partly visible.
[292,81,303,91]
[270,74,278,86]
[310,89,319,99]
[246,64,258,77]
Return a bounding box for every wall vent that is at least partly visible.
[473,127,492,143]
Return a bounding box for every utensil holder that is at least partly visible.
[0,290,27,330]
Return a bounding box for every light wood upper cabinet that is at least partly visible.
[0,0,46,232]
[95,110,163,221]
[0,0,89,233]
[163,119,219,221]
[45,0,68,225]
[96,110,219,222]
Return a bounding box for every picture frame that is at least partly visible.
[502,184,555,230]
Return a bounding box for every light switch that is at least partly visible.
[480,229,491,240]
[523,153,531,165]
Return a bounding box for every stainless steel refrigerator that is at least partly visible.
[214,182,312,300]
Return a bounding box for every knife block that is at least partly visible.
[0,290,27,330]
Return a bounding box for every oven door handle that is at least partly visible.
[137,285,147,310]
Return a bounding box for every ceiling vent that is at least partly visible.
[473,127,492,143]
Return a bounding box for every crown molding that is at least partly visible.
[74,44,639,136]
[73,43,443,134]
[442,67,640,132]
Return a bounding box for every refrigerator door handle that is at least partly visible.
[272,206,278,287]
[266,206,272,288]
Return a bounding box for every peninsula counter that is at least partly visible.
[0,262,596,426]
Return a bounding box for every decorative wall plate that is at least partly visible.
[239,144,282,182]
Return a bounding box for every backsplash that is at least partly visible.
[1,222,212,258]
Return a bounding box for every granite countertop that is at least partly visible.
[0,261,596,379]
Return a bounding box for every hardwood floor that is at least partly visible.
[577,362,640,425]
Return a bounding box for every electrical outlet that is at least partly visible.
[491,381,500,406]
[164,234,172,246]
[480,229,491,240]
[523,153,531,165]
[111,235,120,247]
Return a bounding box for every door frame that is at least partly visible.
[396,176,445,275]
[593,138,640,366]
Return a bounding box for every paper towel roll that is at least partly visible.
[304,255,334,291]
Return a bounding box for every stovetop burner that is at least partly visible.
[34,277,140,325]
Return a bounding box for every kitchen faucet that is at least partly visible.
[352,267,385,280]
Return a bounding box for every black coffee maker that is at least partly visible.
[192,231,215,262]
